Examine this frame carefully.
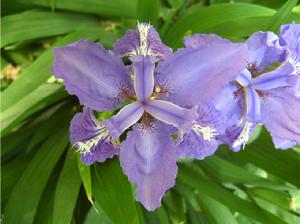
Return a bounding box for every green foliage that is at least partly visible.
[1,0,300,223]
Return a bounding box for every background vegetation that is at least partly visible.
[1,0,300,223]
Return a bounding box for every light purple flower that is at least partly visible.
[210,27,300,150]
[52,23,248,210]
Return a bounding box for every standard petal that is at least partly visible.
[120,122,178,211]
[252,61,296,90]
[236,69,252,87]
[103,102,144,139]
[261,87,300,149]
[131,56,155,101]
[113,23,172,59]
[156,42,248,107]
[52,40,132,111]
[245,87,261,122]
[184,34,231,48]
[177,104,225,159]
[145,100,198,132]
[280,23,300,75]
[246,31,284,72]
[70,107,119,165]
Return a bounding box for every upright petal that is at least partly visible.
[245,87,261,122]
[145,100,198,132]
[280,23,300,75]
[177,104,225,159]
[131,56,155,101]
[113,23,172,59]
[261,87,300,149]
[252,61,296,90]
[156,41,248,107]
[70,107,119,165]
[236,69,252,87]
[246,31,284,72]
[120,122,178,211]
[52,40,132,111]
[103,102,144,139]
[184,34,231,48]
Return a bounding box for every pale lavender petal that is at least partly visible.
[113,24,172,59]
[245,87,261,122]
[184,34,231,48]
[52,40,132,111]
[70,107,100,145]
[280,23,300,75]
[177,104,225,159]
[131,56,155,101]
[120,122,177,211]
[213,84,256,151]
[103,102,144,139]
[156,42,248,107]
[236,69,252,87]
[261,87,300,149]
[224,121,256,152]
[252,61,296,90]
[214,83,244,129]
[145,100,198,132]
[70,107,119,165]
[246,31,284,72]
[272,137,297,150]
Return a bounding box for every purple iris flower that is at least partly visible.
[52,23,247,210]
[201,25,300,151]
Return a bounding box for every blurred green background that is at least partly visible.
[1,0,300,223]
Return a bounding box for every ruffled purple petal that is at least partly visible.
[52,40,132,111]
[131,56,155,101]
[252,61,296,90]
[113,23,172,60]
[183,34,231,48]
[213,84,256,151]
[120,122,177,211]
[261,87,300,149]
[103,102,144,139]
[224,121,256,152]
[280,23,300,75]
[272,137,297,150]
[214,83,244,129]
[145,100,198,132]
[156,41,248,107]
[177,104,225,159]
[246,31,284,72]
[70,107,119,165]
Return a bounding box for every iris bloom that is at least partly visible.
[52,23,247,210]
[207,24,300,151]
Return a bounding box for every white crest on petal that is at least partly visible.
[232,121,253,149]
[137,22,151,56]
[74,125,110,155]
[192,124,218,142]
